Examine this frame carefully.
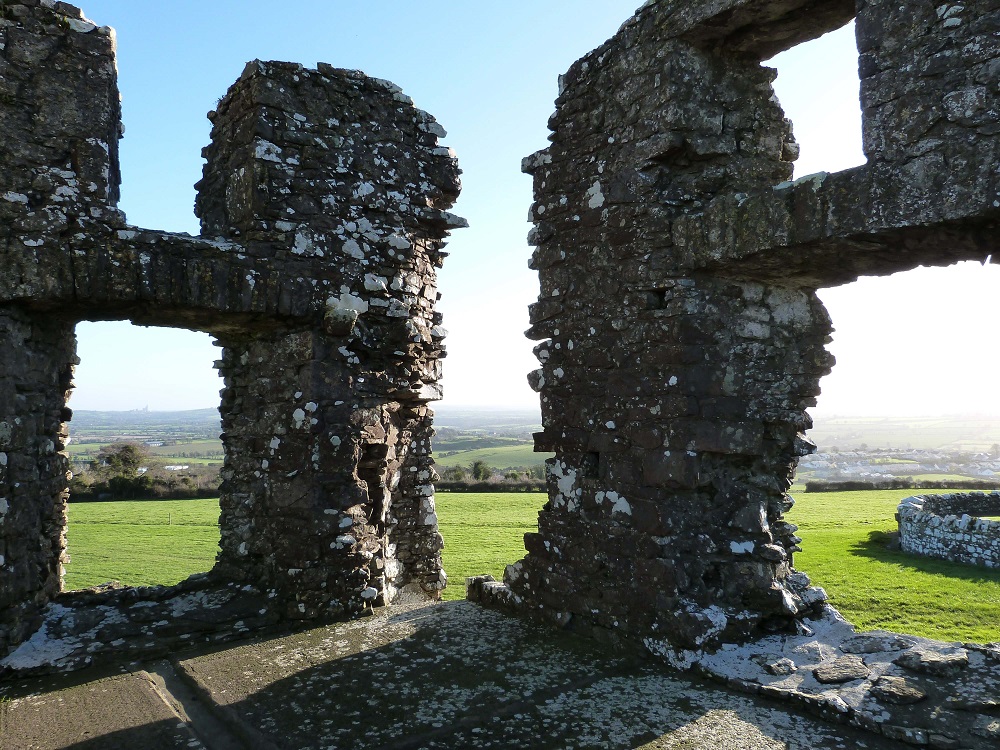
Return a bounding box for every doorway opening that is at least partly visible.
[789,262,1000,644]
[62,321,224,592]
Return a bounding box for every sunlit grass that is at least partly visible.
[63,499,220,590]
[436,492,546,601]
[62,489,1000,643]
[789,488,1000,643]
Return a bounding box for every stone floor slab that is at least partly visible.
[175,596,907,749]
[0,670,200,750]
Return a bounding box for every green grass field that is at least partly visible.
[436,492,545,600]
[63,499,221,590]
[62,489,1000,643]
[787,488,1000,643]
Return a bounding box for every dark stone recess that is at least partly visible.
[0,0,463,675]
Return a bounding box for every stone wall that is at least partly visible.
[0,0,462,674]
[470,0,1000,653]
[898,493,1000,569]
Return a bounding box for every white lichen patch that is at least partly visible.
[254,139,283,162]
[585,180,605,209]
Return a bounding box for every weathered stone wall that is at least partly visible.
[0,312,75,653]
[471,0,1000,653]
[898,493,1000,569]
[0,0,462,674]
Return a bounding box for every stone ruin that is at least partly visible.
[0,0,464,671]
[898,492,1000,568]
[465,2,1000,743]
[3,0,1000,744]
[1,0,1000,722]
[466,0,999,653]
[473,0,1000,648]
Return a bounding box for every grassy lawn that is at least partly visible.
[436,492,546,601]
[61,489,1000,643]
[789,488,1000,643]
[64,499,221,590]
[61,493,548,600]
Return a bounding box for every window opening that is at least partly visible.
[765,21,865,179]
[62,321,224,592]
[790,262,1000,643]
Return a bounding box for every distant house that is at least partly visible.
[146,441,164,448]
[164,465,190,471]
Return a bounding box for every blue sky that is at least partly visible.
[70,2,1000,416]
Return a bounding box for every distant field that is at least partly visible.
[806,415,1000,451]
[908,473,979,482]
[61,489,1000,643]
[68,438,224,458]
[433,444,550,470]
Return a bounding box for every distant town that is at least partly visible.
[797,448,1000,485]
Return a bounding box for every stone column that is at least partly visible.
[0,311,75,655]
[505,5,833,649]
[200,61,460,617]
[0,0,119,656]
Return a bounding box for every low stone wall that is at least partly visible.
[897,493,1000,568]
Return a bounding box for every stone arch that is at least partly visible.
[0,1,461,671]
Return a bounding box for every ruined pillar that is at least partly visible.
[483,1,845,650]
[0,313,75,655]
[197,61,460,618]
[0,0,120,655]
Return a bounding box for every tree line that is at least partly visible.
[435,460,546,492]
[68,444,550,500]
[68,442,220,502]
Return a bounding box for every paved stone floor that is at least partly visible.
[0,597,910,749]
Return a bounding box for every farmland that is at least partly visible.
[65,407,550,474]
[67,409,224,468]
[62,487,1000,644]
[64,409,1000,480]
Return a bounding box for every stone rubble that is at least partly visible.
[679,606,1000,750]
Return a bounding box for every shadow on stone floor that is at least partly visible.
[0,599,911,749]
[172,599,906,749]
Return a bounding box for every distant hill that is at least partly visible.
[432,405,541,437]
[71,408,220,429]
[69,408,222,444]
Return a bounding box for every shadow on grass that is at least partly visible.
[849,529,1000,585]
